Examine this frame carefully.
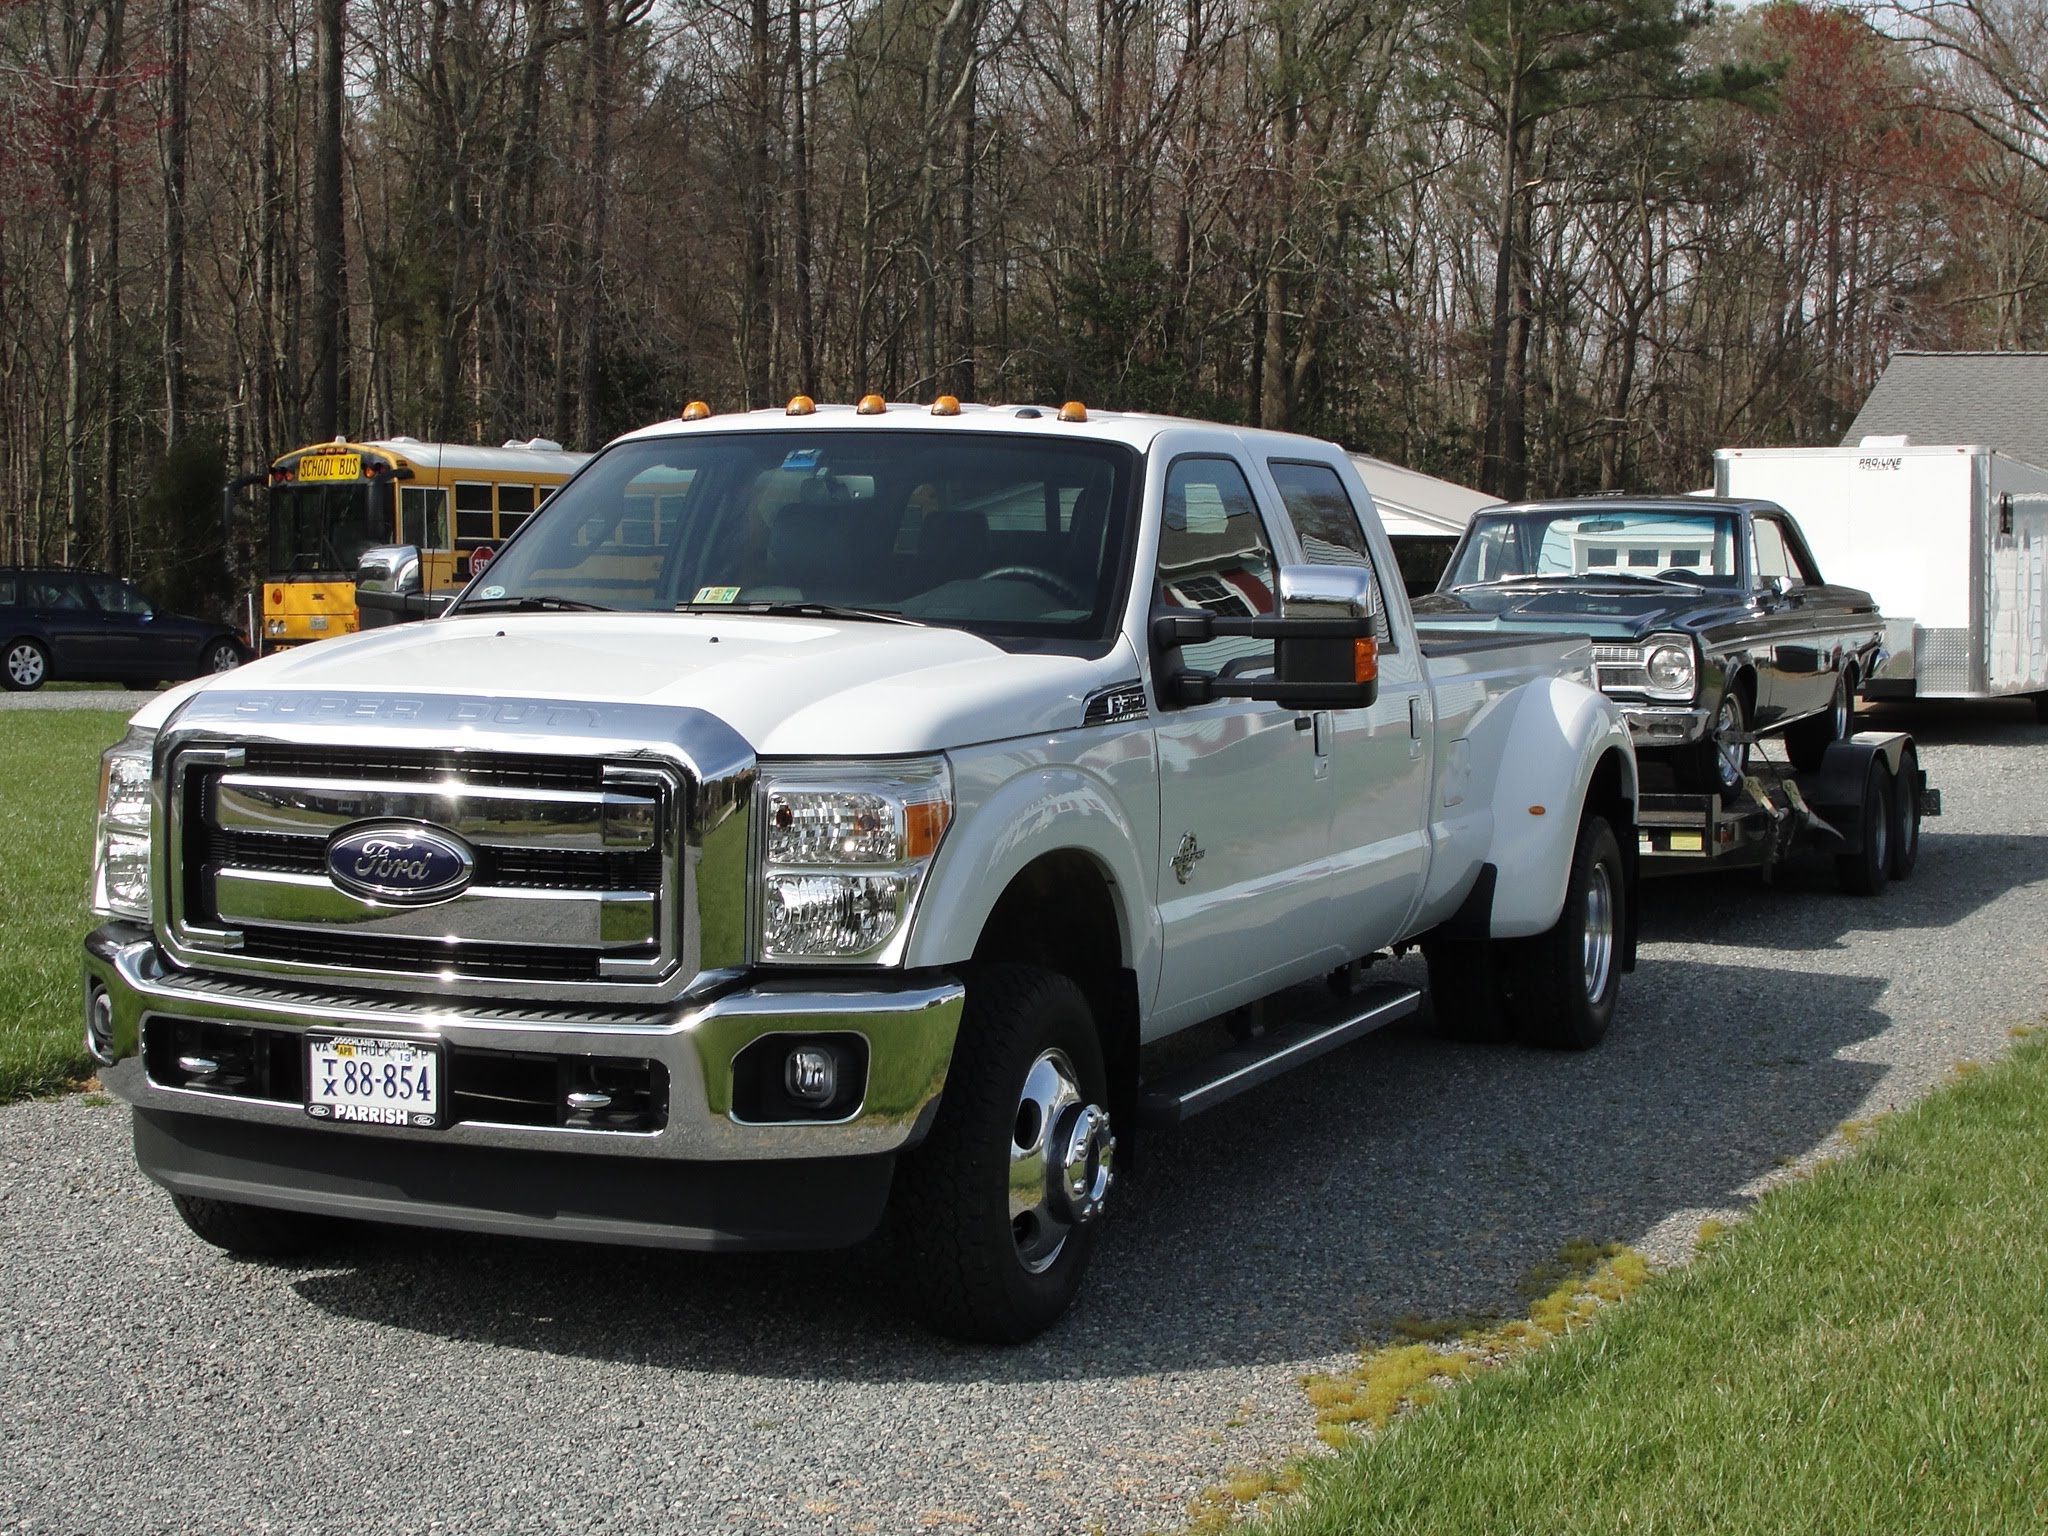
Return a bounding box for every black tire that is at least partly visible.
[1784,672,1853,773]
[201,639,242,675]
[1889,746,1921,881]
[3,637,49,691]
[2033,692,2048,725]
[889,963,1115,1344]
[1421,937,1511,1043]
[170,1193,339,1259]
[121,679,160,692]
[1503,815,1626,1051]
[1677,686,1749,799]
[1835,758,1892,896]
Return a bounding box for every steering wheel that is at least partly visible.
[978,565,1085,605]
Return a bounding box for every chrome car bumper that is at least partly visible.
[84,925,963,1250]
[1619,704,1711,748]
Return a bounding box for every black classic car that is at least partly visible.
[1413,497,1883,794]
[0,569,247,691]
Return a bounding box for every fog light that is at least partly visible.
[85,986,117,1066]
[785,1047,837,1104]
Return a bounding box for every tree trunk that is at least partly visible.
[309,0,346,439]
[162,0,189,446]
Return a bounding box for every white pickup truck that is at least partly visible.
[84,402,1638,1341]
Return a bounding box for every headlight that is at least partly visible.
[756,758,952,961]
[1591,632,1696,702]
[90,725,157,922]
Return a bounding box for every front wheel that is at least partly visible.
[171,1193,340,1259]
[1785,672,1853,772]
[1503,815,1626,1051]
[201,639,243,675]
[1678,688,1749,799]
[889,964,1115,1343]
[3,638,49,691]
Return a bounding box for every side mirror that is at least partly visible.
[354,545,445,629]
[1153,563,1381,710]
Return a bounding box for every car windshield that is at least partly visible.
[456,430,1137,649]
[1445,509,1743,590]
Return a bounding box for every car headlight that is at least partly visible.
[756,758,952,962]
[1591,632,1696,703]
[90,725,156,922]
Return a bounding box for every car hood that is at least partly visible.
[132,613,1126,756]
[1412,585,1736,638]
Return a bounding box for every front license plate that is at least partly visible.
[305,1035,442,1128]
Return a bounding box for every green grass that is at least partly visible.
[1251,1035,2048,1536]
[0,710,130,1100]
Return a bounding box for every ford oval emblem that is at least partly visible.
[326,821,476,905]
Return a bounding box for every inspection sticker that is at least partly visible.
[692,585,741,604]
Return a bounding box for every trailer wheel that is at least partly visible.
[889,963,1114,1343]
[1889,745,1921,881]
[1785,673,1852,772]
[1504,814,1625,1051]
[1835,758,1892,896]
[1421,937,1511,1042]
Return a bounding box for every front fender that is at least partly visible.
[904,743,1160,990]
[1480,677,1637,939]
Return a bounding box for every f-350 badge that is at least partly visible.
[1172,832,1205,885]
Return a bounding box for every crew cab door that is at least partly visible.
[1148,453,1337,1033]
[1265,457,1432,948]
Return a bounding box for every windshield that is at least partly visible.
[268,481,384,577]
[456,430,1138,648]
[1445,508,1743,590]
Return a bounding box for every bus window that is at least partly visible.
[455,482,494,543]
[400,486,448,550]
[499,484,535,538]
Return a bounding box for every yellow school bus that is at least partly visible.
[256,437,590,652]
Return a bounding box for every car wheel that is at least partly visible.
[202,639,242,674]
[1889,745,1921,881]
[122,679,161,692]
[890,964,1115,1343]
[1784,673,1852,772]
[1678,687,1750,799]
[2,638,49,691]
[1835,757,1892,897]
[170,1193,340,1259]
[1503,814,1625,1051]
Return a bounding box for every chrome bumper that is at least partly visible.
[1620,704,1711,748]
[84,926,962,1164]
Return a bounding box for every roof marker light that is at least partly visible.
[931,396,962,417]
[786,395,816,416]
[681,401,712,421]
[1058,401,1089,422]
[857,394,888,415]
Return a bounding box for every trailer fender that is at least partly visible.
[1805,732,1913,855]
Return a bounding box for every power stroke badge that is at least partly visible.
[325,822,476,905]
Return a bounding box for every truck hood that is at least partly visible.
[1412,585,1740,638]
[136,614,1125,756]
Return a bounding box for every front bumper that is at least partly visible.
[84,925,963,1250]
[1619,703,1710,749]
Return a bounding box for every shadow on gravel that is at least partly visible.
[1857,697,2043,748]
[288,954,1894,1385]
[1637,830,2048,951]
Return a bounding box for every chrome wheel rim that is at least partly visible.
[6,643,43,688]
[1713,695,1748,790]
[1581,861,1615,1003]
[1898,762,1919,863]
[1008,1048,1114,1275]
[1870,782,1890,871]
[1830,678,1850,741]
[209,645,240,673]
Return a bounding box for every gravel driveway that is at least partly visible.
[3,702,2043,1536]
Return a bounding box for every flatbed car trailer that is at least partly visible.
[1637,732,1939,895]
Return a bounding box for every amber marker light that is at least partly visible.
[930,396,962,416]
[786,395,817,415]
[681,400,712,421]
[1355,636,1380,683]
[1058,400,1089,422]
[856,394,887,415]
[905,799,952,858]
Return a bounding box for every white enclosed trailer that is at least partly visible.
[1714,441,2048,710]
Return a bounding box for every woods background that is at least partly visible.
[2,0,2044,614]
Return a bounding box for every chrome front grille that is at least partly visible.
[165,742,686,995]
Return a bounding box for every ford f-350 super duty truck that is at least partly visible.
[84,401,1638,1341]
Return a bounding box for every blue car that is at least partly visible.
[1,569,247,691]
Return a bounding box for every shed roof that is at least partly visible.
[1841,351,2048,469]
[1348,453,1494,536]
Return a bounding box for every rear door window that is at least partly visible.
[1266,458,1397,646]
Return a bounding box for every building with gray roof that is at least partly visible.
[1842,351,2048,468]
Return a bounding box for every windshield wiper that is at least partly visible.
[1453,572,1702,591]
[677,600,925,627]
[460,595,615,613]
